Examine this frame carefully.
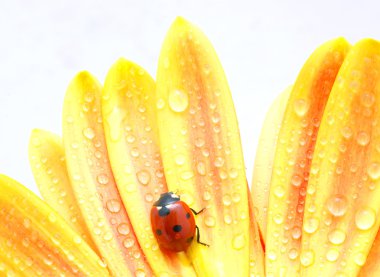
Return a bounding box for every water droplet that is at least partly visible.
[291,174,303,187]
[222,195,232,206]
[328,229,346,245]
[117,223,130,235]
[145,193,154,202]
[131,147,139,157]
[136,170,151,186]
[367,162,380,180]
[300,250,314,267]
[97,174,109,185]
[175,154,186,165]
[196,162,206,176]
[273,214,283,224]
[123,238,135,248]
[135,269,146,277]
[355,208,376,230]
[274,186,285,198]
[103,232,113,241]
[291,226,302,239]
[288,248,298,260]
[294,99,309,117]
[181,171,194,180]
[327,195,348,217]
[224,214,232,224]
[83,127,95,140]
[354,252,367,266]
[106,199,121,213]
[341,126,353,139]
[156,98,166,110]
[168,89,188,112]
[204,216,216,227]
[195,138,205,148]
[326,249,339,262]
[303,218,319,234]
[360,92,375,107]
[229,168,238,179]
[356,131,370,146]
[214,157,224,168]
[267,250,277,261]
[232,233,245,250]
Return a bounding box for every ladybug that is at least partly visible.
[150,192,209,252]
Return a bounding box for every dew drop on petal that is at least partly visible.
[328,229,346,245]
[204,216,216,227]
[367,162,380,180]
[291,174,303,187]
[106,199,121,213]
[294,99,309,117]
[303,218,319,234]
[355,208,376,230]
[267,250,277,261]
[356,131,370,146]
[300,250,314,267]
[354,252,367,266]
[326,249,339,262]
[136,170,151,186]
[175,154,186,166]
[156,98,166,110]
[97,174,109,185]
[274,186,285,198]
[83,127,95,140]
[288,248,298,260]
[360,92,375,107]
[232,233,245,250]
[196,162,206,176]
[168,90,188,112]
[117,223,130,235]
[327,195,348,217]
[123,238,135,248]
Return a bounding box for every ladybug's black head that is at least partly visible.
[153,192,180,207]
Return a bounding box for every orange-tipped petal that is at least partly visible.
[0,174,109,276]
[28,129,97,252]
[156,17,263,276]
[102,58,195,276]
[62,71,152,276]
[251,86,292,240]
[301,39,380,275]
[359,230,380,276]
[265,38,350,275]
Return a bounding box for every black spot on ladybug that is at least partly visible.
[186,236,194,243]
[173,225,182,232]
[158,206,170,217]
[156,229,162,236]
[186,213,190,219]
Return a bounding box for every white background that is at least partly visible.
[0,0,379,195]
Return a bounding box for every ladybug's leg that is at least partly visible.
[190,208,205,215]
[195,225,209,247]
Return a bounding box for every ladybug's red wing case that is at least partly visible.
[151,201,196,252]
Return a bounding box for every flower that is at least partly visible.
[0,17,379,277]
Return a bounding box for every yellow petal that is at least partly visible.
[0,174,109,276]
[156,17,263,276]
[265,38,350,276]
[251,85,292,240]
[28,129,97,252]
[301,39,380,275]
[102,58,195,276]
[62,71,152,276]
